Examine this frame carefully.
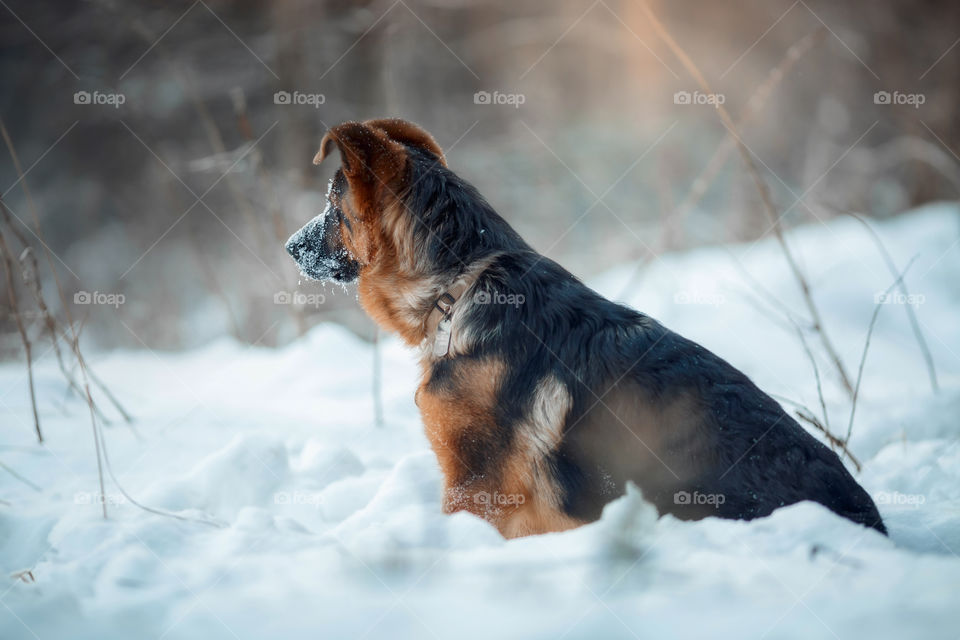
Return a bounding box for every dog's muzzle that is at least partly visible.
[285,214,360,283]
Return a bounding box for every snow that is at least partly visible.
[2,203,959,639]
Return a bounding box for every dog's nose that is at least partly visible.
[285,237,301,260]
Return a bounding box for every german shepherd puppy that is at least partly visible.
[286,118,886,539]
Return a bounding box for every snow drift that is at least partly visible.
[1,204,959,639]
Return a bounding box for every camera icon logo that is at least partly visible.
[674,490,691,505]
[673,91,691,105]
[474,91,492,105]
[273,291,292,304]
[474,290,491,304]
[74,291,91,304]
[74,91,91,105]
[274,91,292,105]
[874,91,891,105]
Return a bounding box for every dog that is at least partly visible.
[285,118,886,539]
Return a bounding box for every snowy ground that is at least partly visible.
[1,204,959,639]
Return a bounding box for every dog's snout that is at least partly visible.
[285,237,301,260]
[284,213,358,282]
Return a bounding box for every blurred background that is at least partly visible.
[1,0,958,352]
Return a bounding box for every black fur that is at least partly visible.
[402,147,886,535]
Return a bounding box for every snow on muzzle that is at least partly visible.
[285,212,360,283]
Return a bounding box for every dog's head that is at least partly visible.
[285,118,446,283]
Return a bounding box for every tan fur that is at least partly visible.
[417,358,504,513]
[416,363,582,538]
[496,375,584,538]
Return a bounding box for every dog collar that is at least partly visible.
[426,278,474,358]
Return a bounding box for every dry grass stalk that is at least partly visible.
[772,395,861,472]
[0,225,41,442]
[844,258,918,454]
[795,406,862,473]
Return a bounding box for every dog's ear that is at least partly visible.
[313,122,406,183]
[364,118,446,167]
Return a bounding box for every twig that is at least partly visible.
[845,211,938,393]
[17,245,87,402]
[844,257,919,450]
[0,458,42,491]
[789,313,831,439]
[0,227,41,442]
[96,425,225,528]
[10,569,36,584]
[772,395,861,472]
[0,206,74,394]
[797,408,861,473]
[735,287,801,335]
[640,2,856,398]
[727,256,813,331]
[84,365,135,426]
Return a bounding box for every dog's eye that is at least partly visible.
[339,210,352,233]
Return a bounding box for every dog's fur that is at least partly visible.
[286,118,886,539]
